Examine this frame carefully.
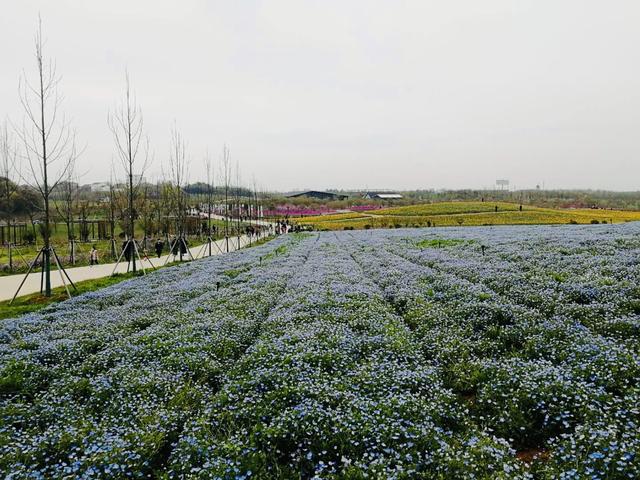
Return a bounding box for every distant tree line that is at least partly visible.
[261,189,640,212]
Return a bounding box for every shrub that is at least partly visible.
[23,230,36,244]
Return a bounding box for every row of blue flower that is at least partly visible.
[1,224,639,478]
[1,234,314,478]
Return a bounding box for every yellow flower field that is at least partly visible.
[292,202,640,231]
[363,201,528,216]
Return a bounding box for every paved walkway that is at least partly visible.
[0,232,268,302]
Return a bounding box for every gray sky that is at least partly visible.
[2,0,640,192]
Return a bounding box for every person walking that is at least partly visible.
[90,246,99,266]
[123,240,131,263]
[154,239,164,258]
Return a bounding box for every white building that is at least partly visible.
[363,192,403,200]
[90,182,111,192]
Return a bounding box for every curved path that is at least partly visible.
[0,232,270,302]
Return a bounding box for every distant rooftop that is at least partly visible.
[363,191,403,199]
[287,190,349,200]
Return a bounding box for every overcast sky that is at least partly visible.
[1,1,639,192]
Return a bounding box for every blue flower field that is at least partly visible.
[1,225,639,478]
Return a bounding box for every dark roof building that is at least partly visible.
[287,190,349,201]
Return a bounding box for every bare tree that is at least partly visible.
[14,17,79,297]
[204,150,215,256]
[167,124,190,261]
[107,168,118,259]
[1,121,20,270]
[252,175,260,241]
[158,179,173,244]
[108,71,149,273]
[53,155,79,263]
[220,144,231,252]
[234,160,242,248]
[153,179,167,244]
[138,182,155,251]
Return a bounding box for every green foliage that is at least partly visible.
[417,238,468,248]
[0,359,48,398]
[549,271,568,283]
[223,266,250,278]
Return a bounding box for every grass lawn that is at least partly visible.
[0,219,248,275]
